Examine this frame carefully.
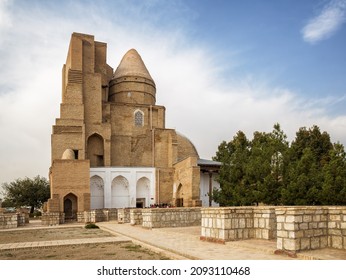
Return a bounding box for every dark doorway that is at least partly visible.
[64,193,77,221]
[136,198,145,208]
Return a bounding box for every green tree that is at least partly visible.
[213,131,251,206]
[321,143,346,205]
[247,124,289,205]
[213,124,288,206]
[282,148,323,205]
[1,176,50,213]
[289,125,332,166]
[281,125,333,205]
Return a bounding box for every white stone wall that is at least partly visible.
[199,173,220,207]
[90,167,156,208]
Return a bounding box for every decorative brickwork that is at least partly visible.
[46,32,219,223]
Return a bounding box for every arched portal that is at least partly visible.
[111,176,130,208]
[87,134,104,167]
[136,177,150,208]
[175,183,184,207]
[64,193,77,221]
[90,175,104,209]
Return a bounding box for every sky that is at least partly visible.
[0,0,346,195]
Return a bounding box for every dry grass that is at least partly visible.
[0,226,170,260]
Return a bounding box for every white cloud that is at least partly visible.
[0,0,12,31]
[0,1,346,194]
[302,0,346,44]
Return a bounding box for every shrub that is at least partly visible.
[85,223,99,229]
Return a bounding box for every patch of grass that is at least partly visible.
[123,244,143,252]
[45,255,58,259]
[85,223,99,229]
[105,253,117,256]
[4,252,14,257]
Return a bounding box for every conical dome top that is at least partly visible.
[113,49,154,82]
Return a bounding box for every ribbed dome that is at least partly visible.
[113,49,154,82]
[176,132,199,162]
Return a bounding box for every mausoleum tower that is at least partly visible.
[109,49,156,105]
[45,33,219,224]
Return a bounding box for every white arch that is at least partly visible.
[136,177,150,207]
[111,176,130,208]
[90,175,104,209]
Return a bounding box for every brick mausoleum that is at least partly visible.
[44,32,221,223]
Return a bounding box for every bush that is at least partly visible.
[85,223,99,229]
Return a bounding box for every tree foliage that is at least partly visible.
[213,124,346,206]
[1,175,50,213]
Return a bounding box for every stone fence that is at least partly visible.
[42,209,118,225]
[200,207,276,243]
[141,207,201,228]
[200,206,346,254]
[276,206,346,252]
[0,209,29,229]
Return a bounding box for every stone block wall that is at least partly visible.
[142,207,201,228]
[254,207,277,239]
[276,206,346,252]
[0,213,18,229]
[77,210,104,223]
[201,206,346,253]
[130,209,143,225]
[328,207,346,250]
[118,208,132,224]
[276,207,329,252]
[0,212,30,229]
[41,212,65,226]
[201,207,276,243]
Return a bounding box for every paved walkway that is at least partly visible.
[97,222,346,260]
[0,236,130,250]
[1,221,346,260]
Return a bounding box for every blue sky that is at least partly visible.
[0,0,345,191]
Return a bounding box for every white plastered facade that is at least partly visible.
[90,167,156,209]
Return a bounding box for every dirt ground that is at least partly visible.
[0,226,170,260]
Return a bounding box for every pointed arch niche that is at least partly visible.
[111,176,130,208]
[63,193,78,220]
[87,133,104,167]
[136,177,150,208]
[90,175,104,209]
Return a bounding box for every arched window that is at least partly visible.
[87,133,104,167]
[134,110,144,127]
